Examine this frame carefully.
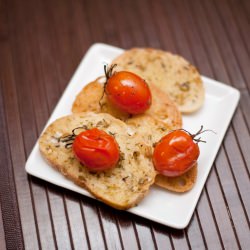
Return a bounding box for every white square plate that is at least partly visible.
[25,43,240,229]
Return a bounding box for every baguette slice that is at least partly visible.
[72,76,182,129]
[112,48,205,113]
[39,112,156,210]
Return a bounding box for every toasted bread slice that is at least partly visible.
[39,112,156,210]
[112,48,205,113]
[72,76,182,129]
[127,115,198,192]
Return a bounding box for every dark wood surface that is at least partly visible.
[0,0,249,249]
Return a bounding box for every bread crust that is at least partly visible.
[155,164,198,192]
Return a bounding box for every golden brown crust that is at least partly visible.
[154,164,198,192]
[112,48,205,113]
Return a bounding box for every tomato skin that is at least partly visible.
[72,128,120,171]
[153,130,200,177]
[105,71,152,114]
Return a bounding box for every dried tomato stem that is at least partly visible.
[191,125,216,143]
[104,64,117,81]
[59,126,88,148]
[99,64,117,108]
[172,125,216,144]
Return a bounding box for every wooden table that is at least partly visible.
[0,0,249,249]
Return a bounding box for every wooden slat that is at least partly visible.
[30,0,62,113]
[119,0,145,47]
[110,0,135,49]
[185,215,206,250]
[64,194,89,250]
[114,212,140,250]
[161,0,195,63]
[150,0,177,53]
[133,218,157,249]
[240,90,250,131]
[134,0,161,49]
[214,0,250,91]
[201,0,246,90]
[16,1,62,249]
[206,163,240,249]
[96,0,120,47]
[215,145,250,249]
[7,0,73,248]
[81,199,107,250]
[0,2,41,249]
[240,0,250,30]
[97,206,124,250]
[224,126,250,213]
[196,189,223,248]
[0,80,25,250]
[188,0,229,84]
[173,0,214,77]
[151,225,173,250]
[0,203,7,250]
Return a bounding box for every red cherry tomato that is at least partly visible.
[72,128,120,171]
[153,130,200,177]
[105,67,152,114]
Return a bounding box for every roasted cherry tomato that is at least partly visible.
[153,129,201,177]
[72,128,120,171]
[104,65,152,114]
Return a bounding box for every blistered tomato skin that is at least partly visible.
[72,128,120,171]
[105,71,152,114]
[153,130,200,177]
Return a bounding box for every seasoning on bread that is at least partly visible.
[112,48,205,113]
[39,112,156,210]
